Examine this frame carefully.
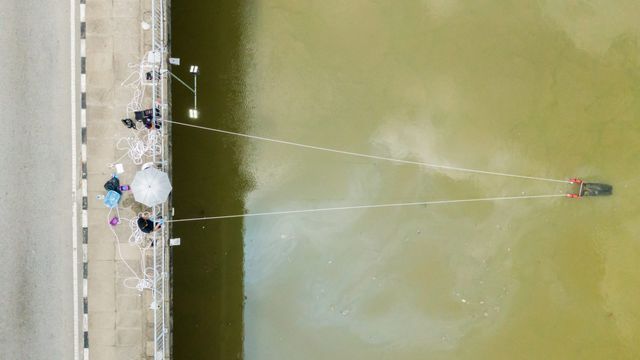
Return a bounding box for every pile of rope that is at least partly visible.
[107,206,163,295]
[111,51,164,166]
[120,51,156,118]
[112,129,161,166]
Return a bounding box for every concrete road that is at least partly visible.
[0,0,80,359]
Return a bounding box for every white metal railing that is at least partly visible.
[150,0,169,358]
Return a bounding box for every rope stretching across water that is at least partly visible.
[167,194,566,222]
[164,120,569,184]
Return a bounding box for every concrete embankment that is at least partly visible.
[85,0,169,358]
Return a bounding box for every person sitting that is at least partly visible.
[137,213,162,233]
[580,183,613,197]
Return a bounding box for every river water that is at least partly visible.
[172,1,640,359]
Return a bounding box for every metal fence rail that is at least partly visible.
[151,0,169,358]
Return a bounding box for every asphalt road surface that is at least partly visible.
[0,0,79,358]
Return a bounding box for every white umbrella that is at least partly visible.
[130,167,172,207]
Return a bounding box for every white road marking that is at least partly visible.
[81,144,87,162]
[80,3,85,22]
[81,108,86,127]
[70,0,79,358]
[82,210,88,228]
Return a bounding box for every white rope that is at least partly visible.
[168,194,566,223]
[106,206,162,293]
[114,52,162,167]
[164,120,569,184]
[120,51,157,117]
[113,129,161,166]
[127,216,147,246]
[99,53,166,293]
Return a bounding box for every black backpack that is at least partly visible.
[104,176,122,195]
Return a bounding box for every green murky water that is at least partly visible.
[173,1,640,359]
